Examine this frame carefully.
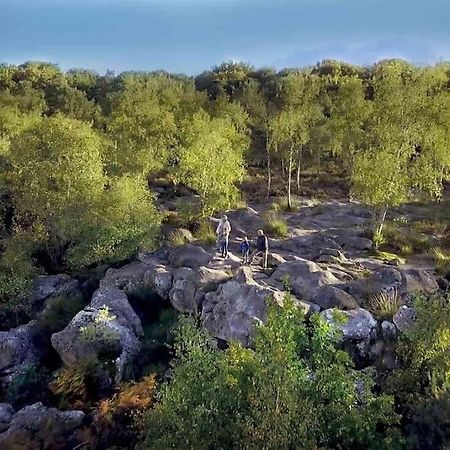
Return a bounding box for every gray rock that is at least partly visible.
[0,322,41,385]
[0,402,84,449]
[168,244,213,269]
[31,274,81,310]
[393,306,416,333]
[321,308,377,341]
[398,268,438,296]
[202,280,285,346]
[225,207,266,236]
[381,321,397,340]
[51,287,143,383]
[0,404,14,433]
[311,286,358,310]
[267,253,286,268]
[271,259,341,301]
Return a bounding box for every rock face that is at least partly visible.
[0,404,14,433]
[202,275,285,347]
[168,244,213,269]
[311,286,358,310]
[0,402,84,450]
[271,259,341,301]
[31,274,81,311]
[393,306,416,333]
[51,287,143,383]
[398,268,438,296]
[0,322,41,385]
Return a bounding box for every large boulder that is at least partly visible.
[398,268,438,296]
[51,287,143,383]
[0,404,14,433]
[168,244,213,269]
[393,306,416,333]
[101,258,173,299]
[225,207,266,236]
[31,274,81,311]
[270,259,341,301]
[0,322,42,385]
[311,286,358,310]
[0,403,84,450]
[202,280,285,347]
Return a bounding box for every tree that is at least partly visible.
[141,298,399,449]
[176,111,246,216]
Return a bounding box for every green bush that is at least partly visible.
[263,211,289,238]
[140,297,399,449]
[194,220,216,246]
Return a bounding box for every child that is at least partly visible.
[240,236,250,264]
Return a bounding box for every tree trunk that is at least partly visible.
[316,148,321,179]
[287,146,293,210]
[266,134,272,197]
[296,146,303,193]
[281,157,285,177]
[376,207,388,235]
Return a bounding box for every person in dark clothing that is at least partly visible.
[251,229,269,269]
[240,236,250,264]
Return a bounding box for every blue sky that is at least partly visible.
[1,0,449,75]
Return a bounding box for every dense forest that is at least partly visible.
[0,59,450,449]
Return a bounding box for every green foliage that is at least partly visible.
[367,290,402,320]
[433,247,450,275]
[194,219,217,246]
[141,298,399,449]
[263,210,288,238]
[176,111,246,216]
[385,293,450,448]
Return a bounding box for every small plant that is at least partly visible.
[281,274,292,292]
[194,220,216,246]
[368,289,402,320]
[433,247,450,275]
[80,305,120,350]
[263,211,288,238]
[331,308,349,325]
[168,229,191,246]
[372,228,386,251]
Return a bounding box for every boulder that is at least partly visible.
[51,287,143,383]
[393,306,416,333]
[0,403,84,450]
[267,252,286,267]
[381,321,397,340]
[398,268,438,296]
[168,244,213,269]
[316,248,347,264]
[321,308,377,342]
[225,207,266,236]
[31,274,81,311]
[202,280,285,346]
[0,322,41,385]
[311,286,358,310]
[101,258,173,299]
[271,259,341,301]
[0,404,14,433]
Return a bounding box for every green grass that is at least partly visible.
[168,229,191,246]
[263,211,289,238]
[367,290,402,320]
[195,220,217,246]
[433,247,450,275]
[374,250,406,265]
[270,196,299,212]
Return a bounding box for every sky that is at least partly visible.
[1,0,449,75]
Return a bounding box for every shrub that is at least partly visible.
[140,298,400,449]
[433,247,450,275]
[372,228,386,251]
[263,211,288,238]
[194,220,216,246]
[367,289,402,320]
[167,229,190,246]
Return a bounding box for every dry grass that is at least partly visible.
[367,290,402,320]
[195,221,217,246]
[433,247,450,275]
[263,211,289,238]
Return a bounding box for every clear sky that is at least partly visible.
[1,0,449,75]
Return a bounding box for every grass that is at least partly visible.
[195,220,217,246]
[433,247,450,275]
[168,229,191,246]
[374,250,406,266]
[367,290,402,320]
[263,211,289,238]
[270,196,299,212]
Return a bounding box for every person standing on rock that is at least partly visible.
[251,229,269,269]
[240,236,250,264]
[216,215,231,258]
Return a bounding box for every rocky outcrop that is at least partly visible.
[270,259,341,301]
[0,404,14,433]
[0,322,42,385]
[393,306,416,333]
[51,287,143,383]
[0,403,84,450]
[168,244,213,269]
[31,274,81,311]
[311,286,358,310]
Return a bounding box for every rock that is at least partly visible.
[267,253,286,268]
[0,402,84,450]
[340,236,372,251]
[31,274,81,310]
[233,266,257,285]
[271,259,341,301]
[202,280,285,346]
[168,244,213,269]
[321,308,377,341]
[393,306,416,333]
[101,258,173,299]
[398,268,438,296]
[316,248,347,264]
[225,207,266,236]
[167,228,194,243]
[51,287,143,383]
[0,404,14,433]
[0,322,41,385]
[311,286,358,310]
[381,321,397,340]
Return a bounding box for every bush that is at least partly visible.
[194,220,216,246]
[367,290,402,320]
[167,229,191,246]
[263,211,288,238]
[433,247,450,275]
[140,298,399,449]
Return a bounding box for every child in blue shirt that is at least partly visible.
[240,236,250,264]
